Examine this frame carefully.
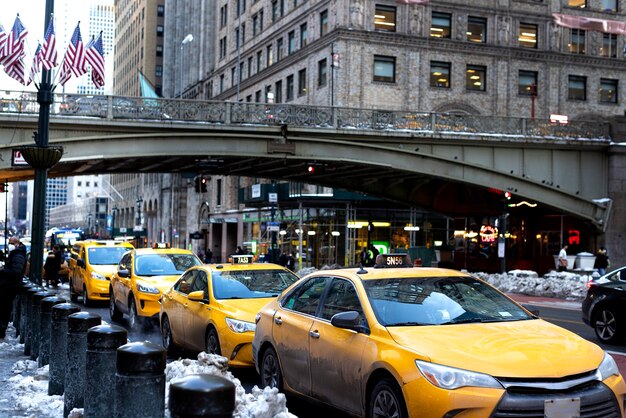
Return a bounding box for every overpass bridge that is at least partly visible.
[0,92,615,236]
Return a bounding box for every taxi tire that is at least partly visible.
[82,286,91,307]
[109,288,123,322]
[260,347,283,392]
[128,297,141,331]
[205,328,222,356]
[161,315,179,356]
[69,279,79,302]
[368,378,408,418]
[594,306,623,344]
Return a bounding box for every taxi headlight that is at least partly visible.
[597,352,620,380]
[415,360,503,390]
[91,272,107,281]
[225,317,256,333]
[136,282,160,294]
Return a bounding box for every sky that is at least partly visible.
[0,270,600,417]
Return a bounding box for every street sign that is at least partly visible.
[268,192,278,203]
[267,221,280,232]
[11,149,28,167]
[190,232,203,240]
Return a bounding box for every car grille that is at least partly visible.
[491,379,620,418]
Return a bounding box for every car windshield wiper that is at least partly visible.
[441,317,494,325]
[385,321,427,326]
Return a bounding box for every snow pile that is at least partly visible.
[475,269,590,300]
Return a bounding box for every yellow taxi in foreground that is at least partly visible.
[109,244,202,329]
[252,254,626,418]
[160,255,299,366]
[68,240,134,306]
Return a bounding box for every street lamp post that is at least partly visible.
[111,206,117,238]
[180,34,193,98]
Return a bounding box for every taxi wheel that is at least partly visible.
[109,288,123,322]
[82,287,91,307]
[369,378,408,418]
[205,328,221,356]
[161,315,179,356]
[260,347,283,391]
[128,298,141,330]
[69,279,79,302]
[594,306,623,344]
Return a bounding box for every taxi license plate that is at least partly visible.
[544,398,581,418]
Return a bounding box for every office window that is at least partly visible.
[286,74,294,101]
[519,23,537,48]
[467,16,487,43]
[602,0,617,12]
[373,55,395,83]
[256,50,262,72]
[466,65,486,91]
[318,58,328,87]
[568,75,586,100]
[219,37,227,59]
[275,80,283,103]
[430,61,450,88]
[272,0,279,22]
[300,22,308,47]
[567,0,586,7]
[253,14,259,36]
[219,74,225,93]
[157,5,164,16]
[568,29,586,54]
[601,33,617,58]
[375,5,396,32]
[156,25,164,37]
[246,95,252,102]
[288,31,296,54]
[247,56,253,77]
[156,45,163,57]
[600,78,618,103]
[431,12,451,38]
[231,67,236,87]
[265,85,272,102]
[298,68,307,95]
[518,70,537,95]
[320,10,328,36]
[277,38,284,60]
[220,5,228,28]
[255,90,262,102]
[260,9,264,31]
[266,45,273,66]
[241,23,246,44]
[155,65,162,77]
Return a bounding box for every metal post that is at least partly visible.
[169,375,236,418]
[30,290,55,361]
[49,303,81,396]
[38,295,66,367]
[180,34,193,98]
[298,201,303,270]
[270,181,277,263]
[3,180,7,256]
[236,16,241,101]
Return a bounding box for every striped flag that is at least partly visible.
[4,56,25,84]
[58,22,86,86]
[41,18,58,70]
[86,32,105,88]
[27,43,42,85]
[0,24,7,61]
[2,15,28,69]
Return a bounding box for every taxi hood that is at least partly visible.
[217,298,276,323]
[386,319,605,378]
[90,265,118,277]
[137,275,181,292]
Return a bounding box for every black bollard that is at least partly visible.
[49,303,81,396]
[13,279,30,338]
[30,290,56,361]
[64,312,101,418]
[38,296,66,367]
[114,341,167,418]
[169,374,236,418]
[17,282,36,343]
[84,324,127,418]
[23,286,42,354]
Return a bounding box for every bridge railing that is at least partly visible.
[0,91,610,140]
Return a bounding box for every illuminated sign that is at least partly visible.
[383,254,408,267]
[232,255,253,264]
[480,225,498,243]
[568,230,580,245]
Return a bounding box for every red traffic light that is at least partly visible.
[307,165,315,173]
[504,191,512,200]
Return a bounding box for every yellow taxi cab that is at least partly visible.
[68,240,134,306]
[109,243,202,330]
[160,255,299,366]
[252,254,626,418]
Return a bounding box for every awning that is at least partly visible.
[552,13,626,35]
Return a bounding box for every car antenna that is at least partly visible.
[356,263,368,274]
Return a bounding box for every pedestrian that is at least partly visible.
[594,247,610,276]
[557,244,569,272]
[236,245,245,255]
[278,251,287,267]
[204,248,213,263]
[286,252,296,271]
[0,236,27,338]
[44,244,62,287]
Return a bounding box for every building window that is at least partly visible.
[219,74,225,93]
[599,78,618,103]
[567,0,586,7]
[320,10,328,36]
[255,90,262,102]
[156,45,163,57]
[247,56,253,77]
[430,61,450,88]
[602,0,617,12]
[298,68,307,95]
[431,12,451,38]
[286,74,294,101]
[156,25,164,37]
[568,75,586,100]
[275,80,283,103]
[467,16,487,43]
[253,13,259,36]
[266,44,273,66]
[265,85,272,102]
[155,65,162,77]
[518,70,537,95]
[373,55,395,83]
[277,38,284,60]
[318,58,328,87]
[231,67,236,87]
[216,179,222,206]
[466,65,486,91]
[601,33,617,57]
[219,37,227,59]
[220,5,228,28]
[300,22,308,47]
[246,95,252,102]
[288,30,296,54]
[157,5,164,16]
[272,0,279,22]
[375,5,396,32]
[256,50,262,72]
[259,9,264,31]
[519,23,537,48]
[568,29,586,54]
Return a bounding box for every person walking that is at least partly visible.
[0,236,27,338]
[594,247,610,276]
[557,244,569,272]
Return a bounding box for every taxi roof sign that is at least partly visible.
[152,242,171,249]
[232,255,253,264]
[375,253,411,268]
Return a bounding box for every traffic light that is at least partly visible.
[504,191,512,200]
[200,177,208,193]
[307,165,315,174]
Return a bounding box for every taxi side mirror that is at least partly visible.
[188,290,208,303]
[77,259,86,268]
[117,269,130,278]
[331,311,369,334]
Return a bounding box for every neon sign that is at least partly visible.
[480,225,498,243]
[568,230,580,245]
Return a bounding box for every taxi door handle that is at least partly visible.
[274,316,283,325]
[309,330,320,339]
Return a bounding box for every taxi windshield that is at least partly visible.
[135,253,201,276]
[212,269,299,299]
[363,276,533,326]
[87,247,130,265]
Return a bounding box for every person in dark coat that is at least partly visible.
[594,247,610,276]
[0,236,27,338]
[44,245,62,287]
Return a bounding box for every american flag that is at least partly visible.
[0,24,7,61]
[4,56,25,84]
[58,22,86,86]
[41,18,58,70]
[27,43,42,85]
[2,15,28,69]
[86,32,105,88]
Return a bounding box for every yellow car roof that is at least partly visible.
[309,266,471,281]
[204,262,289,272]
[133,248,196,255]
[79,240,134,248]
